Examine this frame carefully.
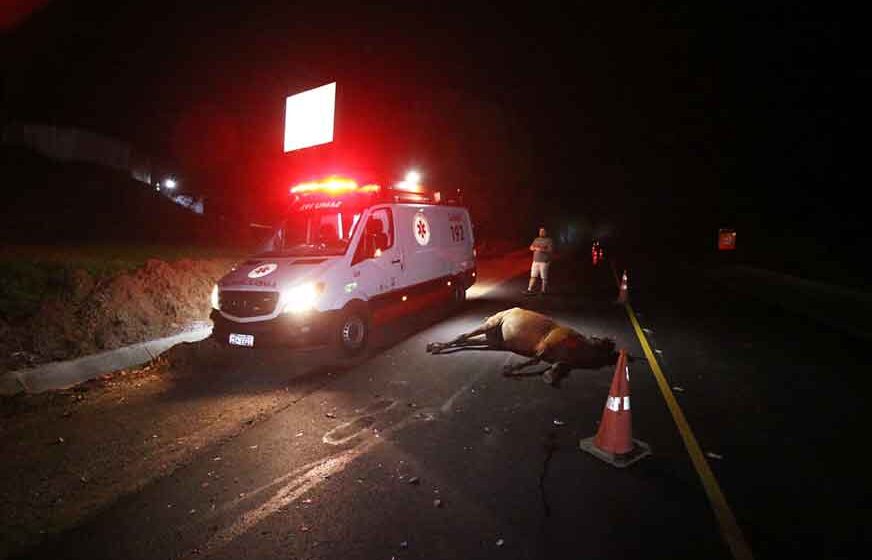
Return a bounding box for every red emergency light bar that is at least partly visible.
[289,175,456,205]
[290,176,381,196]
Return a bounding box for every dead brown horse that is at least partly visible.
[426,307,618,385]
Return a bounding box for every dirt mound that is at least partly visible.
[2,258,237,374]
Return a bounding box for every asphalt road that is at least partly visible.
[613,253,869,560]
[11,250,867,560]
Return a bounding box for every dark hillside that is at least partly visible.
[0,146,267,248]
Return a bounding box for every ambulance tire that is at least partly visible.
[333,304,370,357]
[452,281,467,308]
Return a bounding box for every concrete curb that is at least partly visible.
[0,250,530,398]
[0,326,213,396]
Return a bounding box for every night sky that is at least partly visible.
[2,1,862,268]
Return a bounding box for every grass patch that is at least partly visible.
[0,261,67,321]
[0,244,246,322]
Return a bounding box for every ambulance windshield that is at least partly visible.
[273,208,362,257]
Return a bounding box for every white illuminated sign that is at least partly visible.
[283,82,336,152]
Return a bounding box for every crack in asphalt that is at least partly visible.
[538,431,558,519]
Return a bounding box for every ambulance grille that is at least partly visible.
[219,291,279,318]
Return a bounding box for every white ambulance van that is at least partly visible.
[210,176,476,355]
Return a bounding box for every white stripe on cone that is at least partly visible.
[606,396,631,412]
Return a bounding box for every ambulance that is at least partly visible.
[209,175,476,355]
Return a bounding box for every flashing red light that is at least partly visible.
[290,176,381,196]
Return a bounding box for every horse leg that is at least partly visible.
[502,356,541,377]
[427,324,491,354]
[542,362,570,386]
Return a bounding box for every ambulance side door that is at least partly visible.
[350,207,403,298]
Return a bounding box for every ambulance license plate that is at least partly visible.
[228,333,254,347]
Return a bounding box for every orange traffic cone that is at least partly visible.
[579,349,651,467]
[616,270,629,304]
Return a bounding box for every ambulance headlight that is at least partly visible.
[282,282,324,314]
[211,284,220,310]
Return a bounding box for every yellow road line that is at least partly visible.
[625,302,754,560]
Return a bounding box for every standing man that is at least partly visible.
[524,226,554,295]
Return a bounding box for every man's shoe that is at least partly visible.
[522,289,536,295]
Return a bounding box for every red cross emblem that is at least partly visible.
[413,215,430,245]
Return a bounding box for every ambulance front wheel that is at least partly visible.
[453,282,467,307]
[334,305,369,357]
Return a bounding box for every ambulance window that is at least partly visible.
[367,208,394,249]
[351,208,394,265]
[348,213,362,239]
[277,208,361,256]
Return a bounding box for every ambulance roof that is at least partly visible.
[289,176,463,208]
